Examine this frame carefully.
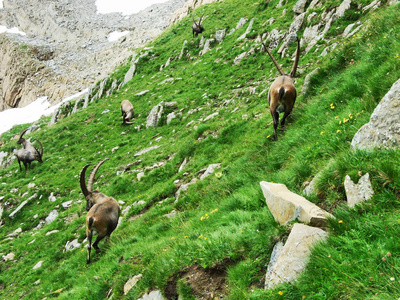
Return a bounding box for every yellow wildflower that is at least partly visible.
[338,220,343,224]
[335,116,339,119]
[337,130,341,133]
[320,131,324,135]
[343,118,349,123]
[184,236,188,239]
[349,113,353,119]
[279,291,283,296]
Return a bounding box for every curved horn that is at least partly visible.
[192,15,198,27]
[35,139,43,160]
[87,158,109,192]
[80,164,92,197]
[289,37,300,78]
[17,128,29,144]
[262,42,285,76]
[199,13,204,24]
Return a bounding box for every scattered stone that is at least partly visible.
[236,18,248,29]
[62,200,73,210]
[293,0,308,13]
[237,18,255,41]
[265,223,328,289]
[159,78,174,85]
[175,178,198,202]
[260,181,332,227]
[179,40,188,60]
[45,210,59,224]
[344,173,374,207]
[203,112,219,122]
[135,90,150,96]
[165,210,177,218]
[147,102,164,128]
[121,205,132,215]
[124,274,143,295]
[199,163,222,180]
[65,239,81,251]
[101,109,110,114]
[33,260,44,270]
[138,290,164,300]
[166,112,176,125]
[178,158,189,172]
[46,230,59,236]
[7,227,22,237]
[215,29,227,43]
[9,200,28,219]
[2,252,15,261]
[48,192,57,202]
[134,145,160,156]
[28,183,35,189]
[200,39,215,56]
[137,172,145,181]
[362,0,381,13]
[351,78,400,150]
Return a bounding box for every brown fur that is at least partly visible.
[263,38,300,140]
[121,100,134,124]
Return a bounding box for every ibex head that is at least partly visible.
[17,128,29,145]
[80,158,110,211]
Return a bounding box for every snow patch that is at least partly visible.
[0,89,88,135]
[0,25,26,36]
[108,30,130,42]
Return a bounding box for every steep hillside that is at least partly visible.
[1,0,400,299]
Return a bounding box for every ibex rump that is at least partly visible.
[80,158,121,264]
[121,100,134,125]
[263,37,300,141]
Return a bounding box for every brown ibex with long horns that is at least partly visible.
[80,158,120,264]
[121,100,134,124]
[263,37,300,141]
[15,128,43,171]
[192,14,204,37]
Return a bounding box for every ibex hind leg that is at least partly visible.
[280,111,291,131]
[92,234,107,251]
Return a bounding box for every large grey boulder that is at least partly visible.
[351,78,400,150]
[265,223,328,289]
[260,181,332,227]
[146,102,164,128]
[344,173,374,207]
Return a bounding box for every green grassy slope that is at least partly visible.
[1,0,400,299]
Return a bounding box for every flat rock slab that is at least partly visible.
[260,181,332,227]
[265,223,328,289]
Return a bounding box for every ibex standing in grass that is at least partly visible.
[80,158,121,264]
[121,100,134,124]
[263,37,300,141]
[15,128,43,171]
[192,14,204,37]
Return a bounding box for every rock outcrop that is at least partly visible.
[0,0,186,111]
[344,173,374,207]
[265,223,328,289]
[260,181,332,227]
[351,78,400,150]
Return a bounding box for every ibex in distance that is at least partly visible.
[192,14,204,37]
[80,158,121,264]
[14,128,43,171]
[263,37,300,141]
[121,100,134,124]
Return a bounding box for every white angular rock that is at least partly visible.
[200,38,215,56]
[45,210,59,224]
[293,0,308,13]
[147,102,164,128]
[134,145,160,157]
[265,223,328,289]
[65,239,81,251]
[237,18,255,41]
[215,29,227,43]
[2,252,15,261]
[351,78,400,150]
[48,192,57,202]
[124,274,143,295]
[200,163,221,180]
[236,18,248,29]
[62,200,73,209]
[33,260,44,270]
[260,181,332,227]
[9,200,28,219]
[138,290,164,300]
[344,173,374,207]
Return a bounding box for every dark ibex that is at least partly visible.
[192,14,204,37]
[15,128,43,171]
[80,158,120,264]
[263,37,300,141]
[121,100,134,124]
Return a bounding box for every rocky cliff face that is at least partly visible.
[0,0,187,111]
